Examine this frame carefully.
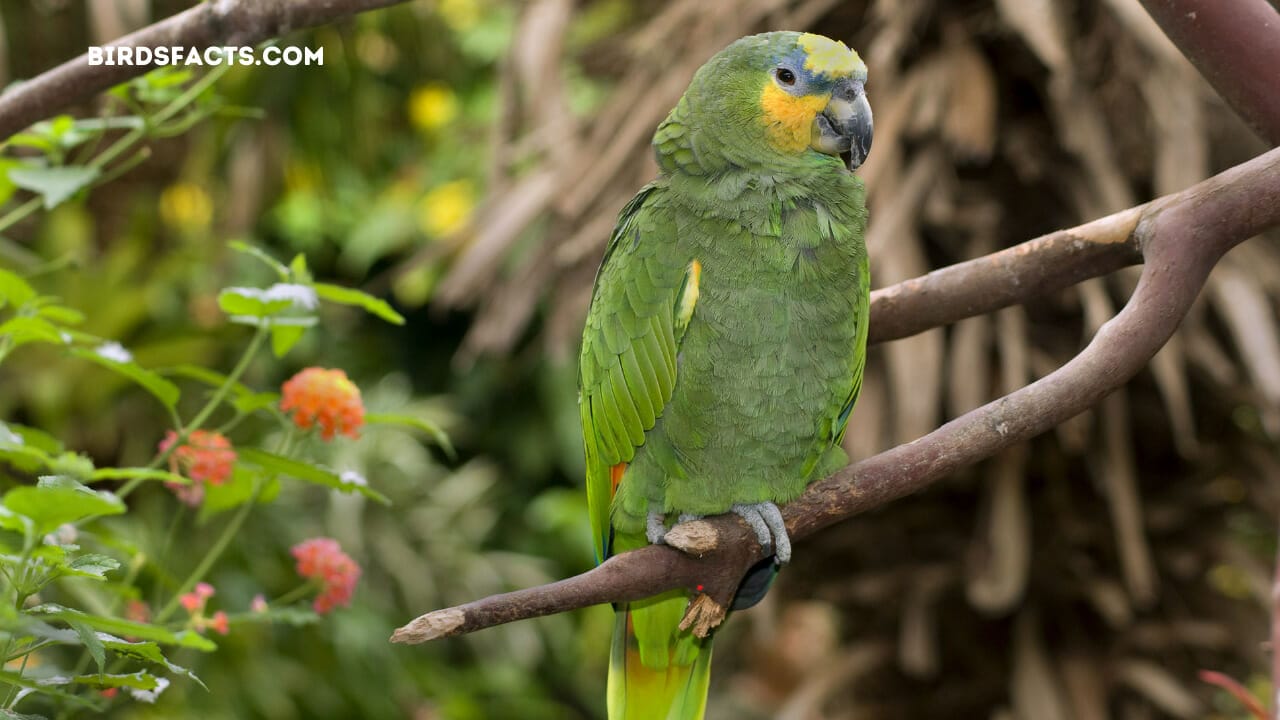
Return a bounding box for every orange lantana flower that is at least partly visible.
[291,537,361,614]
[279,368,365,440]
[159,430,235,506]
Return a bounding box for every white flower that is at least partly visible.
[130,676,170,703]
[263,283,319,310]
[43,523,78,547]
[94,341,133,363]
[340,470,368,487]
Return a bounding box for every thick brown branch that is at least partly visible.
[1139,0,1280,146]
[0,0,409,141]
[867,206,1144,344]
[392,146,1280,645]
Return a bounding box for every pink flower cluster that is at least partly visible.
[159,430,235,506]
[178,582,229,635]
[291,537,361,614]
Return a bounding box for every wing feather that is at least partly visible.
[580,183,695,561]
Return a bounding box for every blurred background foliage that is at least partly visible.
[1,0,1279,718]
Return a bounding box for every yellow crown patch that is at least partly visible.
[798,33,864,77]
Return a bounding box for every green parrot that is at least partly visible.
[578,31,873,720]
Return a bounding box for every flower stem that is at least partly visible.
[155,476,264,624]
[184,326,268,436]
[271,580,322,608]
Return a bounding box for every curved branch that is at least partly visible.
[1139,0,1280,146]
[0,0,409,141]
[392,145,1280,645]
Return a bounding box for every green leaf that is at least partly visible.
[25,604,217,651]
[0,422,62,454]
[59,553,121,581]
[270,323,306,357]
[313,282,405,325]
[99,635,204,688]
[0,507,32,536]
[0,267,36,308]
[228,241,289,279]
[0,445,53,474]
[0,708,50,720]
[50,451,94,480]
[0,670,94,707]
[5,132,56,154]
[3,478,125,534]
[365,412,455,459]
[88,467,188,485]
[237,448,389,504]
[217,287,293,318]
[231,391,280,415]
[71,671,158,691]
[8,165,101,209]
[161,365,279,415]
[36,304,84,326]
[202,465,263,515]
[70,620,105,673]
[289,253,310,282]
[0,316,65,347]
[70,347,180,410]
[0,424,58,474]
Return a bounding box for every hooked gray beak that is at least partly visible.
[810,78,873,171]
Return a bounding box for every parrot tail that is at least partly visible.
[608,596,713,720]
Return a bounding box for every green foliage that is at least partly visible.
[0,2,612,717]
[2,224,435,716]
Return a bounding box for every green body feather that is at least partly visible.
[579,31,870,719]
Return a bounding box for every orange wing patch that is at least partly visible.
[610,462,628,497]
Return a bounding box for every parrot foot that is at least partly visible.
[646,510,668,545]
[731,502,792,565]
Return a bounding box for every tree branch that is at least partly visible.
[0,0,410,141]
[392,145,1280,645]
[1138,0,1280,146]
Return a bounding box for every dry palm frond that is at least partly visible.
[415,0,1280,715]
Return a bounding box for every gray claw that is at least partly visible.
[732,502,792,564]
[677,513,703,524]
[646,510,667,545]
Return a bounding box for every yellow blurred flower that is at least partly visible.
[408,83,459,132]
[418,179,475,237]
[437,0,481,31]
[159,182,212,229]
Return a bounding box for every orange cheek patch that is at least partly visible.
[760,83,828,153]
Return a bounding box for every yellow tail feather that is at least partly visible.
[608,603,713,720]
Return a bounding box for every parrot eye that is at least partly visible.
[776,68,797,85]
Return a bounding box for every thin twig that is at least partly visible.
[392,145,1280,645]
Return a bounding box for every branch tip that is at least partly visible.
[391,607,465,645]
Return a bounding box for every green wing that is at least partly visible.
[579,183,694,563]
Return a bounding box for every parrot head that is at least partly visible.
[657,31,873,175]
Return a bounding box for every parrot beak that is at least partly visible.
[811,78,873,171]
